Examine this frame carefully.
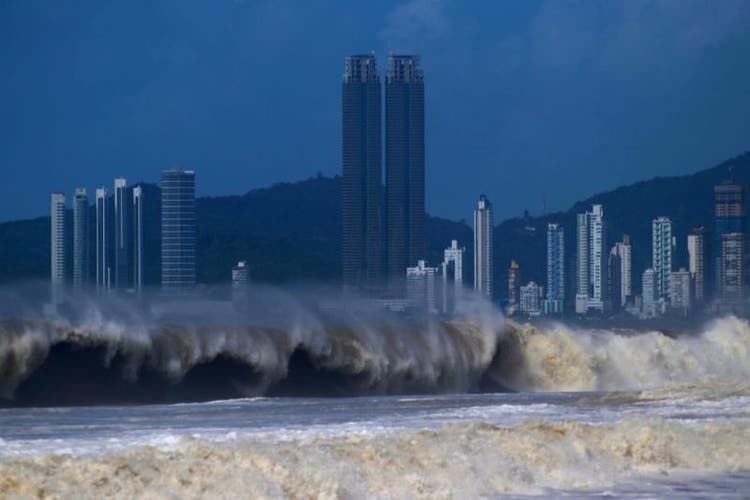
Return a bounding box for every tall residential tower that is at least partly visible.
[385,54,425,287]
[474,195,493,298]
[72,188,89,287]
[161,168,196,294]
[342,54,382,293]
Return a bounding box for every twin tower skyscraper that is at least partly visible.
[342,53,425,294]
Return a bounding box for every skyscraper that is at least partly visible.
[161,168,196,294]
[519,281,542,316]
[642,268,657,317]
[406,260,438,313]
[670,268,692,314]
[132,186,144,293]
[688,226,707,303]
[714,171,746,305]
[608,235,632,310]
[473,195,493,298]
[652,216,674,300]
[50,193,66,287]
[72,188,89,288]
[720,232,744,303]
[386,54,425,287]
[95,187,109,290]
[342,53,382,293]
[441,240,464,314]
[576,204,606,314]
[544,223,564,314]
[507,260,520,314]
[114,178,130,289]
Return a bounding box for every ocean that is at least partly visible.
[1,293,749,497]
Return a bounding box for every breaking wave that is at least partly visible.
[2,286,750,405]
[1,417,749,497]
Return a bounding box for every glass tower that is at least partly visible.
[72,188,89,287]
[385,54,425,288]
[161,168,196,294]
[342,53,382,293]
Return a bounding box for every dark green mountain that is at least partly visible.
[1,151,748,297]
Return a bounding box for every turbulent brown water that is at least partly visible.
[2,293,750,497]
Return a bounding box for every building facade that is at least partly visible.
[714,173,746,306]
[519,281,542,316]
[576,204,606,314]
[688,226,707,303]
[473,195,493,298]
[507,260,520,315]
[342,54,382,293]
[386,54,425,289]
[50,193,66,288]
[652,216,674,300]
[132,186,144,293]
[114,178,130,289]
[670,268,692,314]
[642,268,657,317]
[544,223,565,314]
[441,240,464,314]
[232,261,249,287]
[72,188,88,288]
[161,168,196,294]
[720,232,744,304]
[608,235,632,310]
[406,260,438,313]
[95,187,109,290]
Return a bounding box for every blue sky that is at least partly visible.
[2,0,749,222]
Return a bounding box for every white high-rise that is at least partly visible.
[133,186,144,293]
[50,193,66,287]
[576,204,606,314]
[441,240,464,313]
[473,195,493,298]
[652,216,674,299]
[407,260,438,313]
[96,187,110,290]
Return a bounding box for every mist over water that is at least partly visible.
[2,283,750,497]
[2,283,750,405]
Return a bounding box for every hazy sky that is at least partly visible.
[2,0,750,222]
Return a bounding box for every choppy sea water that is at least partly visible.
[2,293,750,497]
[1,386,749,498]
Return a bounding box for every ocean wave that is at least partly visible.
[1,416,748,498]
[2,301,750,405]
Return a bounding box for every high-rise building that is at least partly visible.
[714,171,746,305]
[544,223,564,314]
[642,268,657,317]
[652,216,674,300]
[406,260,438,313]
[519,281,543,316]
[72,188,89,288]
[386,54,425,288]
[132,186,144,293]
[50,193,66,288]
[473,195,493,298]
[576,204,606,314]
[688,226,707,303]
[507,260,520,314]
[114,178,130,289]
[232,261,249,287]
[608,235,632,311]
[720,232,744,304]
[441,240,464,314]
[670,268,692,314]
[161,168,196,294]
[342,54,382,293]
[95,187,110,290]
